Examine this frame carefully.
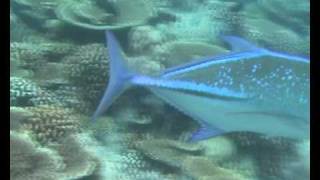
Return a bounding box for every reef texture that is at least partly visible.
[63,43,109,114]
[55,0,155,30]
[10,77,62,107]
[17,105,81,144]
[134,138,247,180]
[10,0,309,179]
[10,131,98,180]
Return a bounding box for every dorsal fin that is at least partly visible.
[221,35,260,51]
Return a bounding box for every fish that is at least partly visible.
[92,31,309,141]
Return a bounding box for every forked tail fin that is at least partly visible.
[91,31,134,121]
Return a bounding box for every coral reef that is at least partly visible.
[156,0,240,43]
[114,107,153,125]
[50,133,98,179]
[10,106,33,130]
[238,13,309,55]
[11,0,61,39]
[21,105,81,144]
[63,43,109,114]
[10,131,64,180]
[164,41,228,67]
[10,77,40,106]
[10,77,61,107]
[257,0,309,34]
[212,132,303,179]
[55,0,155,30]
[182,156,246,180]
[134,138,247,179]
[10,131,98,180]
[10,42,75,79]
[128,25,168,55]
[10,0,310,179]
[127,56,165,75]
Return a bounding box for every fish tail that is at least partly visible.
[91,31,136,121]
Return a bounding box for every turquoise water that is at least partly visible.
[10,0,309,180]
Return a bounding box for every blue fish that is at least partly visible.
[92,31,309,141]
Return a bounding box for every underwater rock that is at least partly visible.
[55,0,155,30]
[21,105,81,144]
[10,131,64,180]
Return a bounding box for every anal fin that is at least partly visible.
[190,121,224,142]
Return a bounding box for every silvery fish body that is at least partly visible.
[92,31,309,141]
[153,53,309,140]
